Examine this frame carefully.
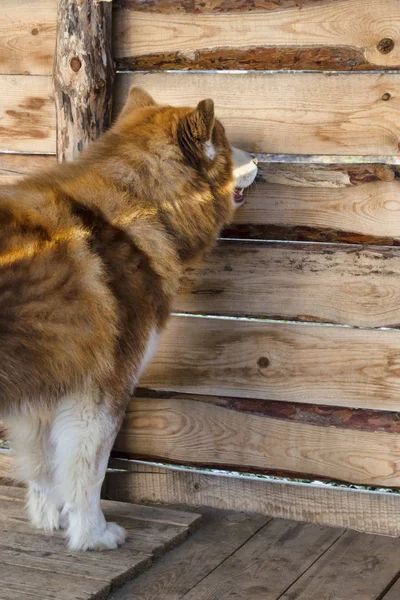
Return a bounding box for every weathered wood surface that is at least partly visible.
[229,177,400,245]
[108,508,270,600]
[115,395,400,485]
[3,0,400,74]
[182,519,343,600]
[108,511,400,600]
[0,153,56,183]
[0,0,56,75]
[114,0,400,71]
[53,0,115,162]
[177,242,400,327]
[0,485,201,599]
[280,529,400,600]
[141,315,400,410]
[106,461,400,536]
[0,76,54,153]
[182,519,344,600]
[115,72,400,155]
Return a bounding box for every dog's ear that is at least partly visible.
[178,99,216,167]
[120,87,157,117]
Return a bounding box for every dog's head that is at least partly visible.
[112,87,258,260]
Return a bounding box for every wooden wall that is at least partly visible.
[2,1,400,499]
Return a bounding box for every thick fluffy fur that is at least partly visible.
[0,88,257,550]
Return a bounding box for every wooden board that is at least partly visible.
[229,176,400,245]
[0,153,56,183]
[114,0,400,71]
[177,242,400,327]
[280,529,400,600]
[180,519,343,600]
[0,485,201,600]
[115,72,400,155]
[0,75,54,153]
[115,395,400,485]
[0,0,56,75]
[141,315,400,410]
[382,579,400,599]
[106,461,400,536]
[107,508,270,600]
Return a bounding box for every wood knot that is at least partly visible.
[377,38,394,54]
[70,57,82,72]
[257,356,270,369]
[31,28,39,36]
[382,93,391,102]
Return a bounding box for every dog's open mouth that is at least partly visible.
[234,188,245,204]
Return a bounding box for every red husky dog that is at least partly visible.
[0,88,257,550]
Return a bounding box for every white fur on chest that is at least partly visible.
[131,328,161,391]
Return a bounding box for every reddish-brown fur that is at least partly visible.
[0,88,235,415]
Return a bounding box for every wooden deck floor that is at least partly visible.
[2,486,400,600]
[110,507,400,600]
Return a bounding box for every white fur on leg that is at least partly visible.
[51,388,126,551]
[6,411,62,532]
[27,481,61,532]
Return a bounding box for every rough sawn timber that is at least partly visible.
[114,0,400,71]
[115,394,400,486]
[141,315,400,410]
[115,72,400,155]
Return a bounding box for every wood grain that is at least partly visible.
[141,315,400,410]
[114,0,400,71]
[177,242,400,327]
[115,395,400,485]
[0,75,54,153]
[0,154,56,183]
[0,0,56,75]
[113,0,344,13]
[53,0,115,162]
[228,178,400,245]
[280,529,400,600]
[105,462,400,536]
[0,485,201,599]
[115,72,400,155]
[108,510,269,600]
[182,519,344,600]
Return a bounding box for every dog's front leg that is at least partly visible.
[51,386,126,551]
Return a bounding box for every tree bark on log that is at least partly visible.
[53,0,115,162]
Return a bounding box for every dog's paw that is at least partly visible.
[68,522,127,551]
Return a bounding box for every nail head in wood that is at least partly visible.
[382,93,391,101]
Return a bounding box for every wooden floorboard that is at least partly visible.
[279,529,400,600]
[110,508,400,600]
[3,484,400,600]
[109,509,269,600]
[0,486,201,600]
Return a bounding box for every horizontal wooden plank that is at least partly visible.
[115,73,400,155]
[115,395,400,485]
[141,315,400,410]
[0,76,54,153]
[0,153,56,183]
[113,0,347,13]
[114,0,400,71]
[228,177,400,245]
[0,1,56,75]
[105,461,400,536]
[177,242,400,327]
